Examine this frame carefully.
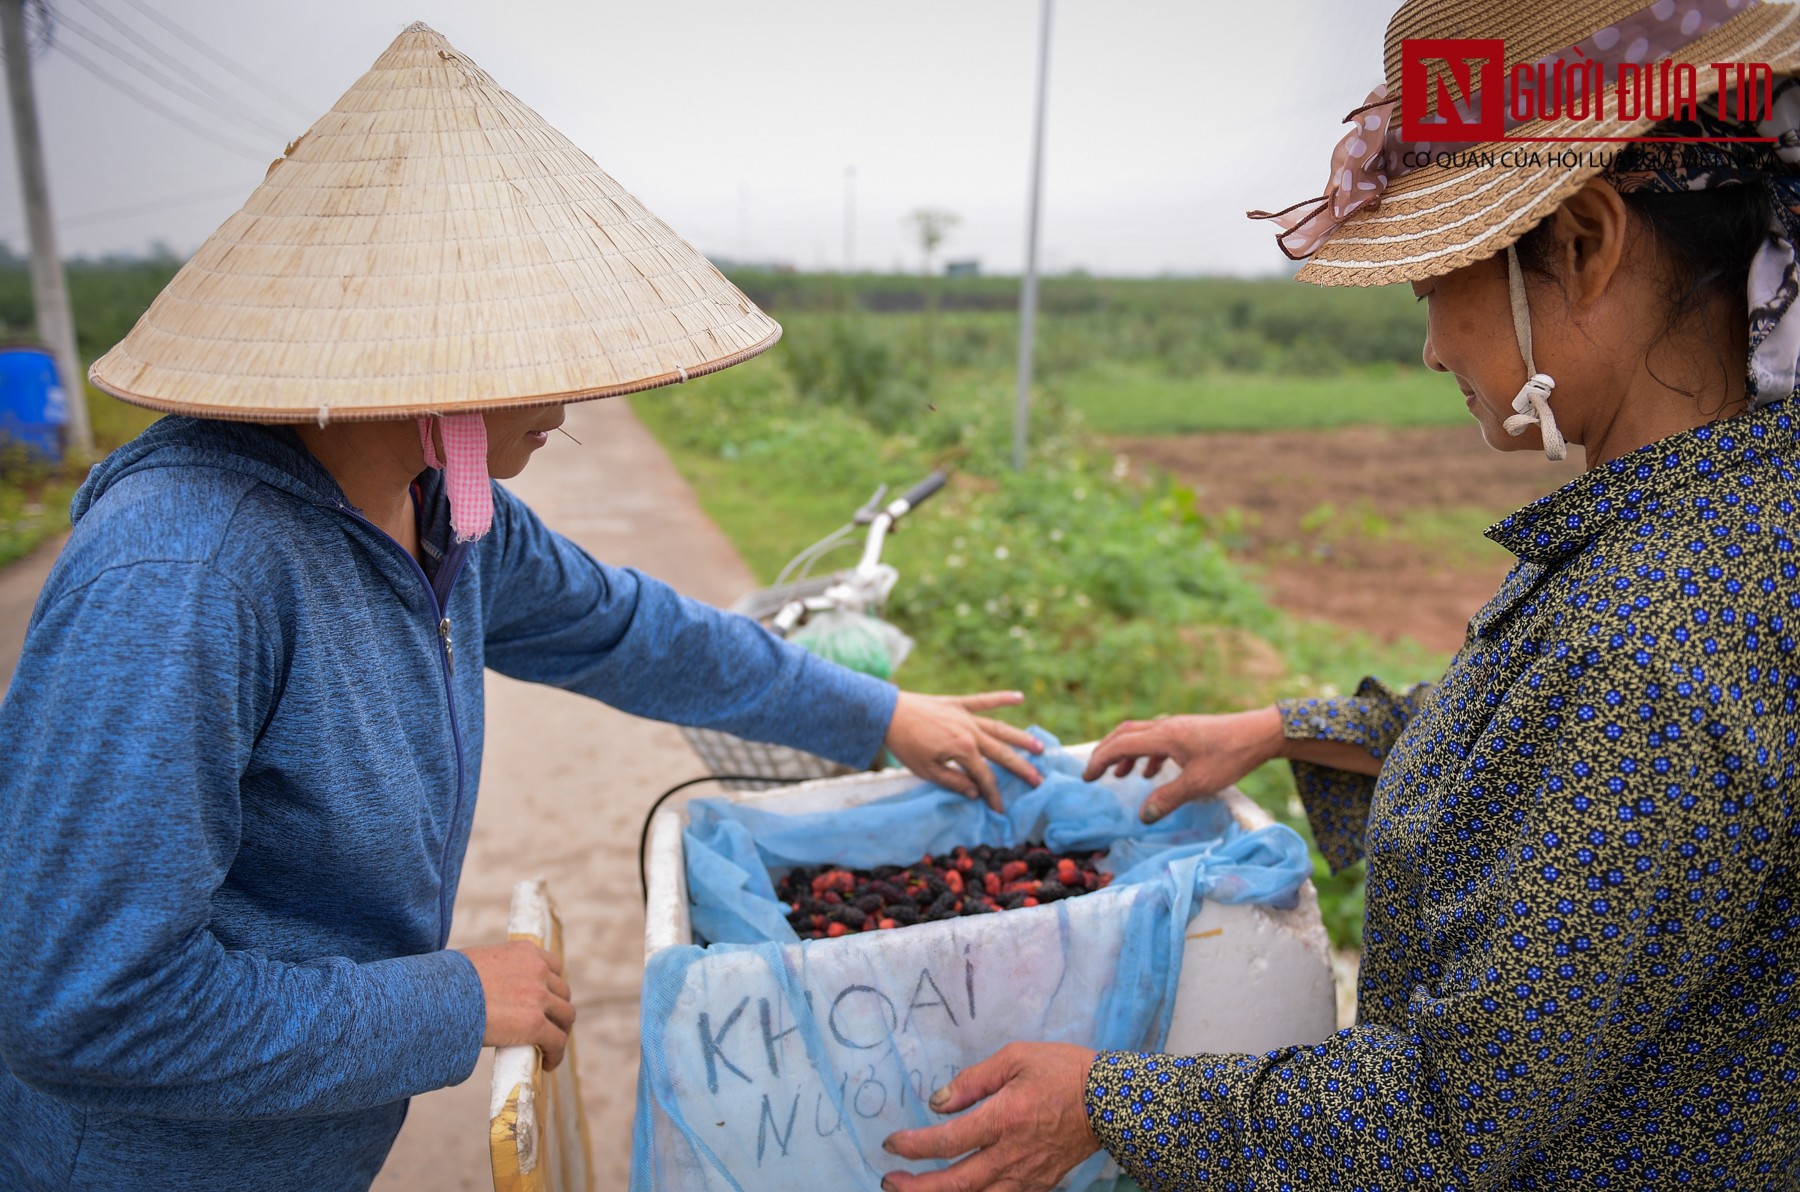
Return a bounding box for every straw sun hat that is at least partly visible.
[1265,0,1800,286]
[88,22,779,423]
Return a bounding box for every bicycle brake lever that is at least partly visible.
[852,483,889,526]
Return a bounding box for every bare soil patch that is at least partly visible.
[1114,424,1584,656]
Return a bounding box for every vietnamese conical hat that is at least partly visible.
[88,22,780,422]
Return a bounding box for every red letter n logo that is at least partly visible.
[1401,38,1505,141]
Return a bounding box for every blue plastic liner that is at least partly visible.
[682,729,1310,946]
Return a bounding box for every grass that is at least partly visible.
[1277,498,1516,570]
[1394,504,1517,567]
[1055,362,1469,435]
[0,385,159,569]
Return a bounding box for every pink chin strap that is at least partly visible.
[417,414,493,543]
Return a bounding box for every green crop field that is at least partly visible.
[1059,363,1465,435]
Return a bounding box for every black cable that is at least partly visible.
[638,774,804,905]
[59,2,291,142]
[48,40,270,162]
[0,182,247,242]
[115,0,316,123]
[24,0,53,59]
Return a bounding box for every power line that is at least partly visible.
[57,2,291,142]
[48,39,271,162]
[0,181,246,242]
[115,0,315,124]
[21,0,52,59]
[64,0,293,140]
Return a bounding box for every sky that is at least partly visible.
[4,0,1397,277]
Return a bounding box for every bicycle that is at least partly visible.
[677,469,946,789]
[636,470,946,900]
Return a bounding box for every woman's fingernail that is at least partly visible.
[928,1086,950,1109]
[882,1137,898,1154]
[881,1179,899,1192]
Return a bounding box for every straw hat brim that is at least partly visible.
[87,24,783,423]
[1299,2,1800,287]
[91,326,781,424]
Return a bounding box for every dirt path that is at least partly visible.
[0,400,755,1190]
[0,531,65,703]
[1114,425,1585,656]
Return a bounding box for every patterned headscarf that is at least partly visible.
[1604,78,1800,408]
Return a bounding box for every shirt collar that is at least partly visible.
[1485,401,1798,564]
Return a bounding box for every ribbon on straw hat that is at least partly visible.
[1249,0,1752,260]
[1252,0,1800,285]
[1252,0,1800,460]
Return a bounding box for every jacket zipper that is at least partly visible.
[336,502,472,948]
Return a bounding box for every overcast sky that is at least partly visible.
[5,0,1395,276]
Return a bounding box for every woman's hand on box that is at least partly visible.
[1082,707,1286,823]
[885,690,1044,811]
[880,1041,1099,1192]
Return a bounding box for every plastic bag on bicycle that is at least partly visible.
[787,608,913,680]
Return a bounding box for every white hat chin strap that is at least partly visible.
[1500,243,1568,462]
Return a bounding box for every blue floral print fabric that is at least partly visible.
[1085,402,1800,1187]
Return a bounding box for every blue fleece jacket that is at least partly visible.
[0,416,896,1190]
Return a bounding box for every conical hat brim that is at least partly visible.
[88,23,780,422]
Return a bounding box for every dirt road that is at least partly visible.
[0,399,755,1190]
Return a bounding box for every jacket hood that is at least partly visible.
[73,417,349,527]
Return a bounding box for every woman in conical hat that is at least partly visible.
[0,24,1043,1191]
[883,1,1800,1188]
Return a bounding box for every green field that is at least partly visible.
[1060,362,1465,435]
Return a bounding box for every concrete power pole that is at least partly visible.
[1,0,92,458]
[1012,0,1052,472]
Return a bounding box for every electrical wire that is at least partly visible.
[58,1,292,143]
[0,182,247,243]
[23,0,54,59]
[63,0,293,141]
[114,0,316,123]
[638,774,804,904]
[48,39,270,163]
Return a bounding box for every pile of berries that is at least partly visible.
[777,843,1113,939]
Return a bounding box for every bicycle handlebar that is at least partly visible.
[767,471,951,636]
[894,471,947,516]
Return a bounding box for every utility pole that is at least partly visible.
[1,0,91,457]
[843,165,856,274]
[1012,0,1052,472]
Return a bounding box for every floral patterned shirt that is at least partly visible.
[1086,403,1800,1188]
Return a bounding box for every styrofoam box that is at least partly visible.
[644,743,1336,1057]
